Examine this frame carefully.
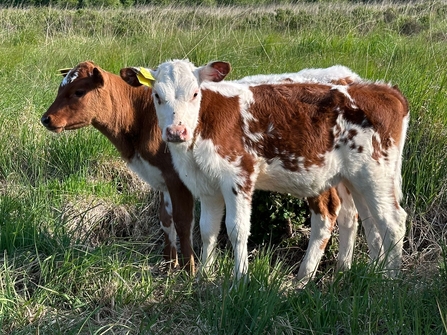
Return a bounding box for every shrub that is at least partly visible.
[250,191,309,245]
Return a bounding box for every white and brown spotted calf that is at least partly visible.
[121,63,366,285]
[122,60,409,284]
[41,61,195,273]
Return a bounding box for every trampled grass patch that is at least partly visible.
[1,2,447,334]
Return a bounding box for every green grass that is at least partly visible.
[1,2,447,334]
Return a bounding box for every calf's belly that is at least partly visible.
[255,163,340,198]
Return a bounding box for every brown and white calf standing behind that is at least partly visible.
[123,59,409,283]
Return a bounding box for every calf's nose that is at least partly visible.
[41,115,51,127]
[166,125,189,142]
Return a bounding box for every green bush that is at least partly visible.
[250,191,309,245]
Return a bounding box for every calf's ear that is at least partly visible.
[198,61,231,83]
[120,67,144,87]
[92,68,105,87]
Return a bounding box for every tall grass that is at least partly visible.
[1,2,447,333]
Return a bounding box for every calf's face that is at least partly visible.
[41,64,105,133]
[123,60,230,143]
[153,60,201,143]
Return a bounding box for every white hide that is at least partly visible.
[150,60,202,143]
[127,153,167,192]
[235,65,361,86]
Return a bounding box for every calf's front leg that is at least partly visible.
[199,194,225,277]
[222,188,253,281]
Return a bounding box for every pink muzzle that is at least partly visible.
[166,125,189,142]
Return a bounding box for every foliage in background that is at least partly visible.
[0,0,429,9]
[250,191,309,245]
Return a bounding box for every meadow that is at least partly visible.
[1,1,447,334]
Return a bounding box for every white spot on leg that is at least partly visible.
[163,191,173,216]
[160,219,176,246]
[160,191,177,250]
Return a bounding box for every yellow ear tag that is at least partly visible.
[58,68,72,76]
[136,67,155,87]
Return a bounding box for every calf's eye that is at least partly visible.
[154,93,161,105]
[74,90,85,97]
[192,90,199,100]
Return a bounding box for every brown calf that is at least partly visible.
[41,61,195,273]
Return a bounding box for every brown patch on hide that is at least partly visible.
[307,188,341,250]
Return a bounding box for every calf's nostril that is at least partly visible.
[41,116,50,126]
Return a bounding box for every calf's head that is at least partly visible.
[41,61,105,133]
[121,59,231,143]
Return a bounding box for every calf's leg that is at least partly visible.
[222,188,253,281]
[347,176,407,277]
[335,183,359,272]
[165,179,196,274]
[199,194,225,276]
[159,191,179,268]
[297,188,340,285]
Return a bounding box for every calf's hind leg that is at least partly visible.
[348,178,407,277]
[335,183,358,273]
[297,188,341,286]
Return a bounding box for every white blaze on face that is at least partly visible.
[61,69,79,87]
[151,60,202,143]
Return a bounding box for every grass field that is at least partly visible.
[1,2,447,334]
